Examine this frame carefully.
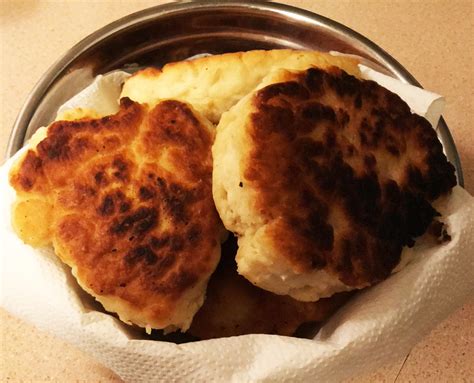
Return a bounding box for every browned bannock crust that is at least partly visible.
[10,98,222,328]
[189,236,352,339]
[243,67,456,287]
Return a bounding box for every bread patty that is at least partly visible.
[189,236,352,339]
[212,66,456,301]
[120,49,360,123]
[9,98,223,331]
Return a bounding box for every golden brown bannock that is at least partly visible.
[9,98,223,331]
[120,49,360,123]
[189,236,352,339]
[213,66,457,301]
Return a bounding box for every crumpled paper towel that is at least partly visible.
[56,71,131,118]
[1,63,473,383]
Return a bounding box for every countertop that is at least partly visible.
[0,1,472,382]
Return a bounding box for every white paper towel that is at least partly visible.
[56,71,131,119]
[1,66,473,383]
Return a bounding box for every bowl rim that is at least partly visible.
[5,0,463,186]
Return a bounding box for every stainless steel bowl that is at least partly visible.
[6,0,463,185]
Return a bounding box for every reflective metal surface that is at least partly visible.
[6,0,463,185]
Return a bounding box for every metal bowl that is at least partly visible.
[5,0,463,184]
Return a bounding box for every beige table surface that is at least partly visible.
[0,1,473,382]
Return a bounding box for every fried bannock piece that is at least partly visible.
[121,49,360,123]
[189,236,351,339]
[9,98,223,331]
[213,66,456,301]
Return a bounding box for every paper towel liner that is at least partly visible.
[1,62,473,383]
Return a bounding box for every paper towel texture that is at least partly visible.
[56,71,131,119]
[1,65,473,383]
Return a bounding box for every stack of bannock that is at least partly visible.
[9,50,456,339]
